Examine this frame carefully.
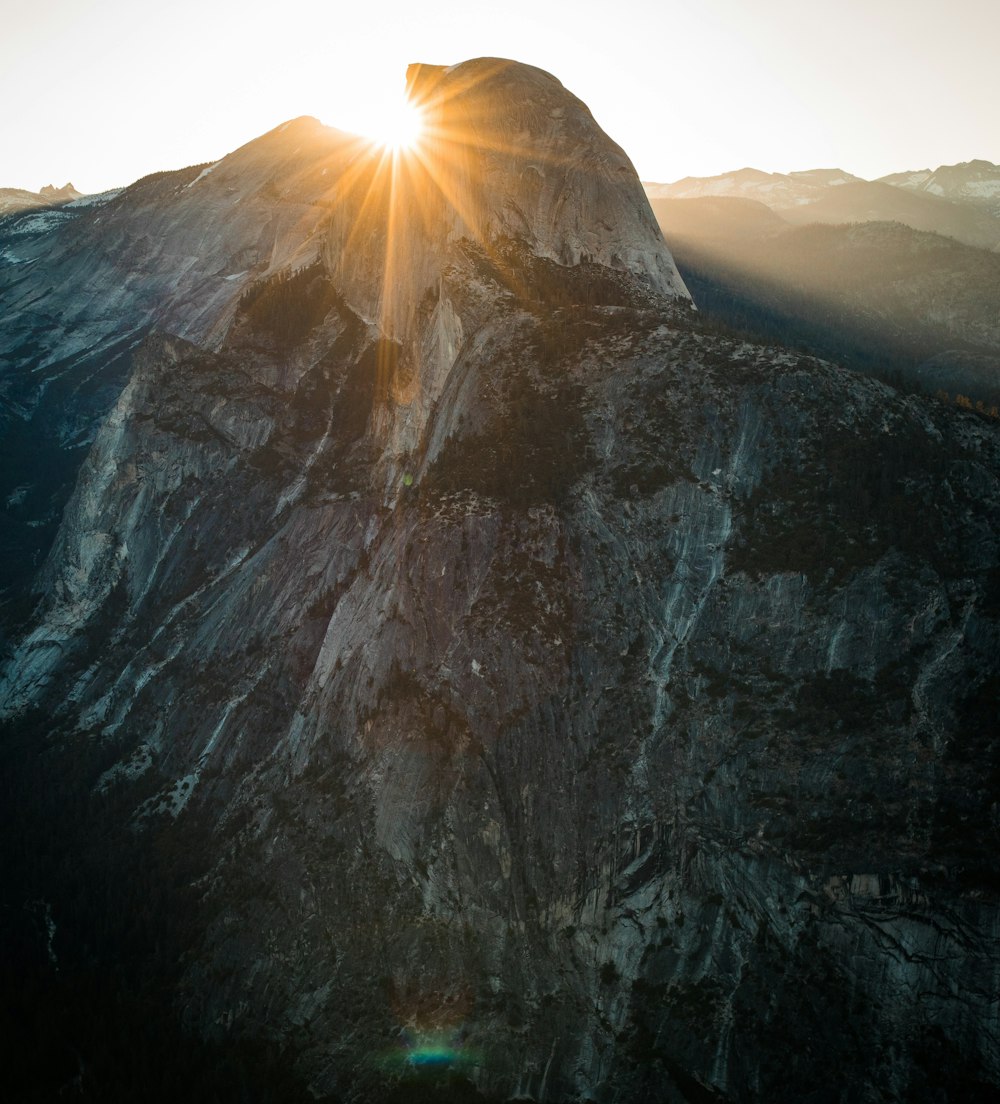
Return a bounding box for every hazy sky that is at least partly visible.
[2,0,998,194]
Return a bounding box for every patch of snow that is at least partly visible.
[964,180,1000,198]
[7,210,72,236]
[185,162,220,189]
[65,188,122,209]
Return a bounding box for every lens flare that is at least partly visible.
[375,1027,480,1078]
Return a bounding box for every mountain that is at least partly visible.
[0,181,82,215]
[651,197,1000,408]
[879,159,1000,219]
[3,59,1000,1104]
[646,168,1000,251]
[0,70,683,636]
[644,166,863,206]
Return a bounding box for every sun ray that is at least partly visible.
[315,59,585,360]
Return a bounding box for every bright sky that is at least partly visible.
[2,0,998,195]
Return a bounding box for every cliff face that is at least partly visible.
[2,60,999,1104]
[0,117,355,633]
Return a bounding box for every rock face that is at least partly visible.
[0,117,369,633]
[2,59,1000,1104]
[403,61,687,297]
[0,64,685,636]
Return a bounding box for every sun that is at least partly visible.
[363,98,425,152]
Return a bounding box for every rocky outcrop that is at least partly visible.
[2,59,999,1104]
[0,181,81,216]
[402,59,688,299]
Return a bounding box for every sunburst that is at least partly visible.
[323,61,556,353]
[362,97,425,152]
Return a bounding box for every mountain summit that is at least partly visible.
[317,57,689,339]
[0,58,687,633]
[879,158,1000,219]
[399,59,688,297]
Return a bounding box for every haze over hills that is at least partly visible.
[646,159,1000,411]
[651,196,1000,408]
[645,161,1000,251]
[2,60,1000,1104]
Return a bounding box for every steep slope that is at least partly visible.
[2,59,999,1104]
[778,179,1000,250]
[0,119,359,633]
[650,195,789,243]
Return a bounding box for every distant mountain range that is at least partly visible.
[645,160,1000,251]
[0,182,82,216]
[646,161,1000,409]
[879,159,1000,219]
[645,166,863,206]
